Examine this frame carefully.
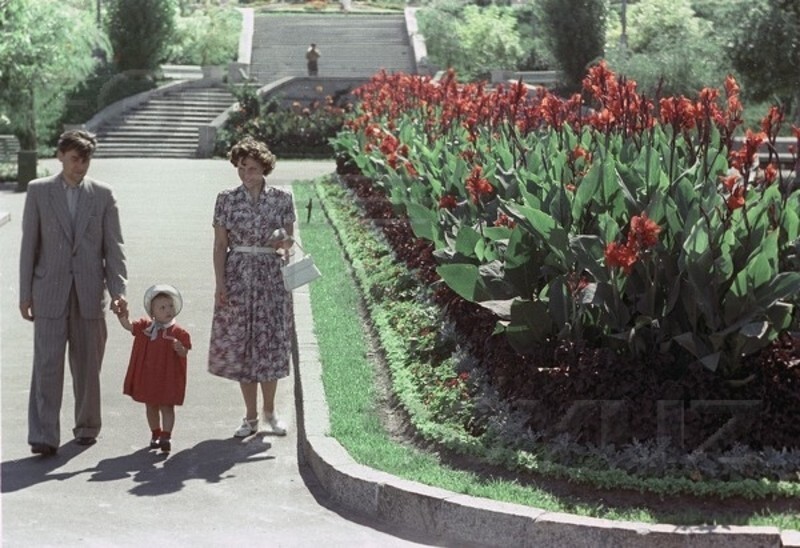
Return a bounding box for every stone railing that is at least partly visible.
[490,69,561,87]
[404,7,432,76]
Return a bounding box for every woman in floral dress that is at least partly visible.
[208,137,295,437]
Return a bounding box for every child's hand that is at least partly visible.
[111,297,128,317]
[173,339,188,357]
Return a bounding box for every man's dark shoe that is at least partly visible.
[30,443,57,456]
[75,437,96,446]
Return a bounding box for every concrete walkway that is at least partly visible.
[2,159,797,548]
[0,158,438,547]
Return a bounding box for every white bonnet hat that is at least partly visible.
[143,284,183,317]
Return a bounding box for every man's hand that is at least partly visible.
[111,296,128,317]
[19,301,34,321]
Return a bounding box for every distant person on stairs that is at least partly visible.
[306,43,321,76]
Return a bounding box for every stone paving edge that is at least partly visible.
[289,247,797,548]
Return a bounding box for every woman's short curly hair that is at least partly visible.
[229,137,276,175]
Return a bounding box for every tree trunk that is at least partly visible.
[16,150,37,193]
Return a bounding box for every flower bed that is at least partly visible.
[326,64,800,491]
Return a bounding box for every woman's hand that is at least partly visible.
[215,286,227,307]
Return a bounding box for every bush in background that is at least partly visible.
[214,83,351,157]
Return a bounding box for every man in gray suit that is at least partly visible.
[19,130,128,456]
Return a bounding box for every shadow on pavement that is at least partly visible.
[2,435,273,497]
[125,436,273,496]
[1,443,92,493]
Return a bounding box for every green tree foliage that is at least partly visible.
[0,0,108,149]
[512,3,556,71]
[106,0,176,72]
[605,0,725,98]
[540,0,606,91]
[418,3,526,82]
[456,5,525,81]
[416,1,462,73]
[727,0,800,123]
[168,4,241,66]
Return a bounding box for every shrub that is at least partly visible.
[215,83,351,157]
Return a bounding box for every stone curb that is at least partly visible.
[288,240,798,548]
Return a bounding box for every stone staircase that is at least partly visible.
[93,86,234,158]
[248,14,415,82]
[91,13,415,158]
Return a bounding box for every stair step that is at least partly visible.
[99,135,199,144]
[100,123,201,131]
[117,112,221,121]
[98,132,199,140]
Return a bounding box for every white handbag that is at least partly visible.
[281,242,322,291]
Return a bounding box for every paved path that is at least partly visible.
[0,158,440,547]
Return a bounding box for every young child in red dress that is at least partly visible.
[117,284,191,452]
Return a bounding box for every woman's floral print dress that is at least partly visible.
[208,184,295,382]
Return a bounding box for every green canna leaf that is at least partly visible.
[436,263,488,302]
[406,202,439,245]
[454,225,482,259]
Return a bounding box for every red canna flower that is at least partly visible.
[762,163,778,186]
[721,171,740,192]
[760,105,784,138]
[379,134,399,155]
[494,212,516,229]
[629,213,661,249]
[571,145,592,163]
[660,96,696,131]
[404,162,418,178]
[465,165,493,204]
[727,185,746,211]
[730,129,766,173]
[605,241,638,274]
[589,108,615,132]
[439,195,458,210]
[724,74,740,97]
[567,271,590,299]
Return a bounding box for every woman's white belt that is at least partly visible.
[231,246,277,254]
